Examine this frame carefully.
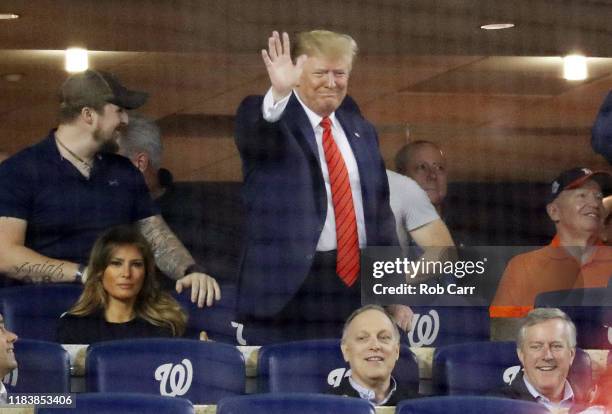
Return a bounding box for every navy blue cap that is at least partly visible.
[549,167,612,203]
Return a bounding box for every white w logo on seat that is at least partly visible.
[327,367,351,387]
[408,310,440,347]
[503,365,521,385]
[154,359,193,396]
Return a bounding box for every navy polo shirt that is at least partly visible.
[0,130,159,264]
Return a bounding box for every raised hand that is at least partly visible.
[261,31,308,102]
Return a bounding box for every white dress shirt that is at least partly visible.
[262,88,366,250]
[523,374,575,412]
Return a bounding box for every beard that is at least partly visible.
[95,128,120,154]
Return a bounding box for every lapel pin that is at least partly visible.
[354,132,360,138]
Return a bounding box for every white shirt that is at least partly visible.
[523,374,575,412]
[262,88,366,250]
[348,375,398,406]
[0,382,7,404]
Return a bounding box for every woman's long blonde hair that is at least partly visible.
[68,225,187,336]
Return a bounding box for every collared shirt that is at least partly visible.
[0,382,7,404]
[0,130,158,264]
[523,374,575,412]
[348,375,398,406]
[262,88,366,250]
[490,234,612,318]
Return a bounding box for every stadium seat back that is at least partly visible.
[217,393,375,414]
[433,341,592,395]
[397,396,550,414]
[86,338,245,404]
[37,392,194,414]
[0,284,83,341]
[2,339,70,393]
[257,339,419,394]
[536,287,612,349]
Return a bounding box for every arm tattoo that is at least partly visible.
[13,261,66,283]
[137,215,195,280]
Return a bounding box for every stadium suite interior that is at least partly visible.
[1,1,612,411]
[1,0,611,183]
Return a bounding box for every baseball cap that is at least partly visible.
[548,167,612,202]
[60,69,148,110]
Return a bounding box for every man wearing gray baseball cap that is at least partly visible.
[0,70,220,308]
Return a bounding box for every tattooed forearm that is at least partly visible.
[12,261,66,283]
[0,216,77,283]
[137,215,195,280]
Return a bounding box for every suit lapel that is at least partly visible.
[335,104,368,173]
[283,93,327,217]
[284,94,320,162]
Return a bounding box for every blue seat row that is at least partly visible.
[0,284,609,349]
[3,338,595,405]
[0,284,494,346]
[36,393,549,414]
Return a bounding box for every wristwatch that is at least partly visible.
[75,264,86,284]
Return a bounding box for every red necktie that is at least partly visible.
[320,117,360,286]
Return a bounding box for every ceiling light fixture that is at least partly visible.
[480,23,515,30]
[563,55,587,81]
[65,48,89,72]
[0,13,19,20]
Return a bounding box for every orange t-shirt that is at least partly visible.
[489,236,612,318]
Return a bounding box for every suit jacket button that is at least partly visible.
[306,254,313,260]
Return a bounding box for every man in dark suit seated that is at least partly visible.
[0,313,18,404]
[490,308,587,412]
[330,304,418,406]
[234,29,411,335]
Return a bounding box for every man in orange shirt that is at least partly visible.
[490,168,612,321]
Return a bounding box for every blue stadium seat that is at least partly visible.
[397,396,549,414]
[236,320,344,345]
[0,284,83,341]
[86,338,245,404]
[231,306,489,347]
[257,339,419,394]
[432,341,592,396]
[217,393,375,414]
[408,306,490,347]
[535,287,612,349]
[2,339,70,393]
[173,283,239,344]
[37,392,194,414]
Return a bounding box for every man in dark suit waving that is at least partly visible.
[235,30,410,333]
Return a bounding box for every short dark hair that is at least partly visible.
[58,99,107,123]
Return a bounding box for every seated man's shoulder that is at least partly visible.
[386,170,425,193]
[506,245,553,269]
[101,152,140,170]
[487,373,533,402]
[327,380,359,398]
[0,141,47,177]
[327,379,419,406]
